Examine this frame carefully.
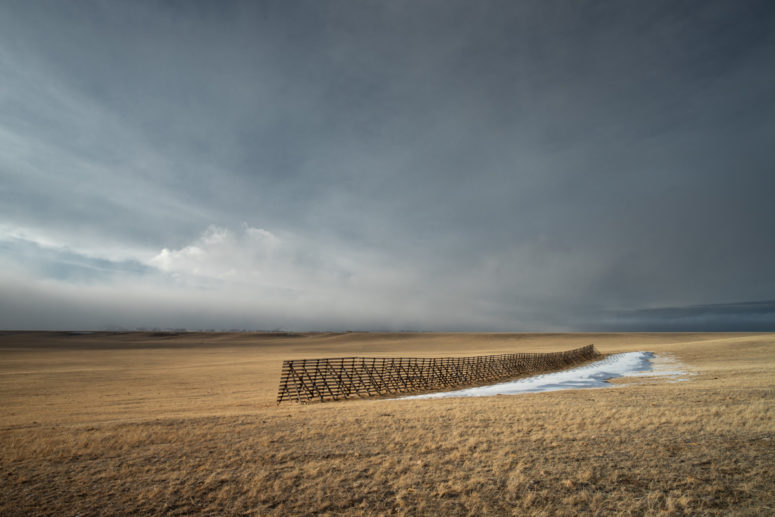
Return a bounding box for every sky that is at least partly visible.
[1,0,774,331]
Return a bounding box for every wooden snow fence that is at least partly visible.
[276,344,600,403]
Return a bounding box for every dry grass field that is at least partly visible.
[1,331,773,516]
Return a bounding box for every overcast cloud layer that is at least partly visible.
[1,1,774,331]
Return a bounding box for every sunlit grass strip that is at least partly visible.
[277,344,600,403]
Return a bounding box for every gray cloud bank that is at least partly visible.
[1,1,774,331]
[606,301,775,332]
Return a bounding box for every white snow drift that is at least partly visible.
[401,351,692,400]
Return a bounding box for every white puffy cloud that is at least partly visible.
[150,224,281,281]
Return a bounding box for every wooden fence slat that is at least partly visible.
[277,344,599,403]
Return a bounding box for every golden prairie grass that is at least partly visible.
[1,331,774,515]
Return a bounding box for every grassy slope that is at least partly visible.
[1,331,773,515]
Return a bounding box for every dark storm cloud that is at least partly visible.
[604,300,775,332]
[1,1,774,330]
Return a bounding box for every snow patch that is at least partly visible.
[400,352,692,400]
